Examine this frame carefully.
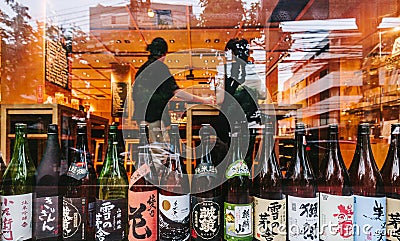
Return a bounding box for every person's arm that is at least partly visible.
[173,89,214,104]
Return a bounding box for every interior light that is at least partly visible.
[148,9,155,18]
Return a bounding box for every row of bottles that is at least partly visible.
[2,120,400,240]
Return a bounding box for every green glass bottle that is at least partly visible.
[96,124,129,240]
[1,123,36,241]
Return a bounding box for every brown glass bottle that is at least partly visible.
[159,124,190,241]
[191,124,222,241]
[284,123,318,241]
[318,124,351,196]
[223,122,252,241]
[318,124,353,241]
[63,122,97,241]
[33,124,63,241]
[128,124,159,241]
[348,123,384,197]
[253,121,285,241]
[284,123,316,198]
[382,123,400,241]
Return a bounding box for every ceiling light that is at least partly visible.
[95,59,100,63]
[139,59,143,63]
[132,59,136,62]
[124,40,131,44]
[116,40,122,44]
[169,39,175,43]
[214,39,220,43]
[148,9,155,18]
[205,39,211,43]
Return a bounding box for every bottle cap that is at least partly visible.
[15,123,27,134]
[328,124,339,134]
[358,123,370,135]
[47,124,58,134]
[77,122,87,134]
[171,124,179,134]
[200,124,212,138]
[295,123,306,135]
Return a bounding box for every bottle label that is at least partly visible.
[63,197,86,240]
[387,197,400,240]
[67,162,88,180]
[287,195,319,241]
[34,196,60,239]
[1,193,33,241]
[225,160,250,179]
[95,198,127,241]
[319,193,353,241]
[223,202,253,241]
[191,196,222,240]
[129,164,151,187]
[253,197,286,241]
[128,190,158,241]
[159,194,190,241]
[353,195,386,241]
[195,163,217,175]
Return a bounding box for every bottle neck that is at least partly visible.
[12,132,29,165]
[108,133,120,168]
[74,133,90,163]
[295,132,307,157]
[231,133,244,162]
[200,136,212,165]
[170,133,181,155]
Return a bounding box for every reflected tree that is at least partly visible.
[197,0,245,27]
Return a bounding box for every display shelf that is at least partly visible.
[1,104,109,165]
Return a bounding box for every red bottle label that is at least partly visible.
[128,190,158,241]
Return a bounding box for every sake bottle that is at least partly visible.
[191,124,222,241]
[33,124,62,241]
[1,123,36,241]
[380,123,400,240]
[159,124,190,241]
[318,124,353,241]
[253,121,285,241]
[128,124,159,241]
[223,122,252,241]
[96,124,129,241]
[349,123,385,241]
[284,123,318,241]
[63,122,97,240]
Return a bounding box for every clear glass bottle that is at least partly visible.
[1,123,36,241]
[97,124,129,240]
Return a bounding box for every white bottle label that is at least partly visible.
[159,194,190,241]
[253,197,286,241]
[386,197,400,240]
[353,195,386,241]
[319,193,353,241]
[1,193,33,241]
[287,195,319,241]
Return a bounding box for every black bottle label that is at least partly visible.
[95,198,127,241]
[63,197,86,240]
[66,162,88,180]
[34,196,60,239]
[191,196,222,240]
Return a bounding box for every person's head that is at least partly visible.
[147,37,168,58]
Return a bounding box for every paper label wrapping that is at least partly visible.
[128,190,158,241]
[253,197,286,241]
[287,195,319,241]
[319,193,353,241]
[1,193,33,241]
[386,197,400,241]
[34,196,60,239]
[224,202,253,241]
[95,198,127,241]
[353,195,386,241]
[159,194,190,241]
[225,160,250,179]
[191,196,222,240]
